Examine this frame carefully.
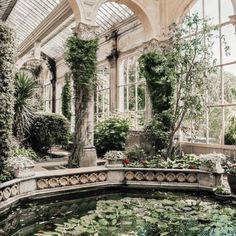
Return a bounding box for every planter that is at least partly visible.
[228,173,236,195]
[106,159,123,168]
[15,166,35,178]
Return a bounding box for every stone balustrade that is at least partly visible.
[0,166,224,213]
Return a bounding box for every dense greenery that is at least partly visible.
[94,116,130,156]
[14,71,37,141]
[29,112,70,152]
[225,117,236,145]
[37,192,236,236]
[61,73,72,121]
[139,53,173,154]
[65,35,98,167]
[0,22,15,173]
[140,14,219,157]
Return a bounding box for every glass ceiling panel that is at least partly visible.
[41,21,76,59]
[96,2,134,33]
[0,0,11,19]
[6,0,61,45]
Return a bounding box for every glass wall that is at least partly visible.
[184,0,236,144]
[118,55,146,130]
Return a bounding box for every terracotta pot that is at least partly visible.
[106,159,123,167]
[228,173,236,195]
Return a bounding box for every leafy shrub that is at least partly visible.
[13,146,39,160]
[144,114,171,154]
[29,113,70,152]
[125,145,147,161]
[94,117,129,156]
[225,117,236,145]
[14,71,37,140]
[0,22,15,174]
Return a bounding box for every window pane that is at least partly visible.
[223,64,236,104]
[222,24,236,64]
[220,0,234,23]
[129,84,136,111]
[209,107,222,144]
[138,83,146,110]
[207,69,221,105]
[128,57,136,83]
[190,0,203,18]
[225,106,236,144]
[211,28,221,65]
[204,0,219,25]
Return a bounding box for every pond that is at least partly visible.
[0,189,236,236]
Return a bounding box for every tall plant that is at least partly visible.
[61,73,72,121]
[0,22,15,173]
[14,71,37,141]
[65,35,98,167]
[140,14,219,158]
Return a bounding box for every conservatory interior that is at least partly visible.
[0,0,236,235]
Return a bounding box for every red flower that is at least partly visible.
[123,159,130,165]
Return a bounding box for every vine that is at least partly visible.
[65,35,98,167]
[61,73,72,121]
[0,22,15,173]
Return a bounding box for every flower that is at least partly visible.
[123,159,130,165]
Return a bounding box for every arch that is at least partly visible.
[92,0,155,40]
[67,0,82,24]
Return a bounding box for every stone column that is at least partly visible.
[74,22,99,167]
[107,30,119,112]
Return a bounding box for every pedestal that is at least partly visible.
[80,146,97,167]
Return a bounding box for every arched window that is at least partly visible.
[184,0,236,144]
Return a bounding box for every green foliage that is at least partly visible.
[65,35,98,167]
[13,146,39,160]
[37,192,236,236]
[94,117,130,156]
[29,113,70,152]
[139,53,173,155]
[125,145,147,162]
[61,73,72,121]
[0,22,15,173]
[14,71,37,140]
[225,117,236,145]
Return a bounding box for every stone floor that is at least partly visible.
[33,147,106,172]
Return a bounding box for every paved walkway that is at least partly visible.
[33,147,106,172]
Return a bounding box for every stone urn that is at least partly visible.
[104,151,126,168]
[6,156,35,178]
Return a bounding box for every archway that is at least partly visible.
[93,0,155,40]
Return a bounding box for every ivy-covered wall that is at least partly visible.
[0,22,15,173]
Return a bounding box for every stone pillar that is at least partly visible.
[33,41,41,60]
[107,30,119,112]
[74,22,99,167]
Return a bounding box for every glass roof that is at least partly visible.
[6,0,62,45]
[96,2,134,33]
[2,1,135,59]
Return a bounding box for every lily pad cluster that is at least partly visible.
[36,192,236,236]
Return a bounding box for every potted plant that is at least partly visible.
[6,156,35,178]
[213,185,231,200]
[104,151,126,167]
[228,164,236,195]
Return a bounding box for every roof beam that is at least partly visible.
[17,0,73,58]
[1,0,17,21]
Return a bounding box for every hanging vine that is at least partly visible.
[0,22,15,173]
[65,35,98,167]
[61,73,72,121]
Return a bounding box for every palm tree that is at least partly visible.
[14,71,37,141]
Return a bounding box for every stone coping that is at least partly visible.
[0,166,231,214]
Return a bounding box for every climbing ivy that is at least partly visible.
[0,22,15,173]
[139,52,174,154]
[61,73,72,121]
[65,35,98,167]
